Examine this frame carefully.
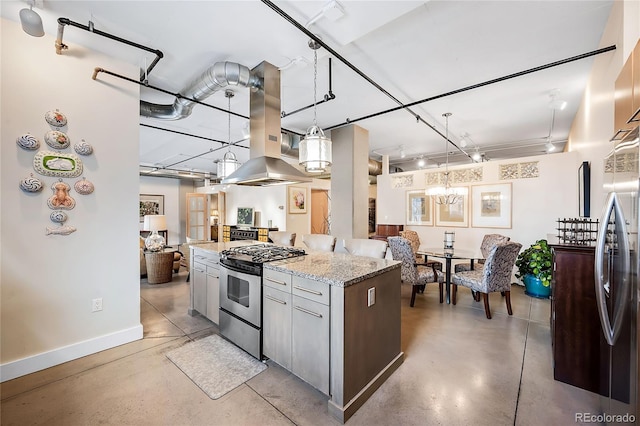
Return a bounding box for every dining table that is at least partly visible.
[416,246,484,304]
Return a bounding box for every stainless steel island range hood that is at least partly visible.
[222,61,310,186]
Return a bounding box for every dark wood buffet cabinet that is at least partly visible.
[551,244,605,394]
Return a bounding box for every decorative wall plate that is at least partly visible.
[74,177,94,195]
[73,140,93,156]
[16,133,40,150]
[19,174,44,193]
[34,151,83,178]
[50,210,68,224]
[45,225,76,236]
[45,130,70,149]
[45,109,67,127]
[47,180,76,210]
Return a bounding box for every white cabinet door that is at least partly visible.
[206,265,220,324]
[192,262,207,315]
[263,286,292,370]
[292,294,330,395]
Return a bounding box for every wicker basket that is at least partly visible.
[146,251,174,284]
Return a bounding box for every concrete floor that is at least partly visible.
[1,269,600,425]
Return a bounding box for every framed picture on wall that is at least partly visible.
[139,194,164,222]
[406,190,433,226]
[288,186,307,214]
[470,183,512,228]
[435,192,469,227]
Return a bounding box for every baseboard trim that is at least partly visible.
[0,324,143,382]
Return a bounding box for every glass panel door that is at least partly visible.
[186,193,209,241]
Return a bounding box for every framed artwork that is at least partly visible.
[435,192,469,227]
[470,183,512,228]
[139,194,164,222]
[406,190,433,226]
[288,186,307,214]
[578,161,591,217]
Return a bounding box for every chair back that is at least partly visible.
[269,231,296,246]
[481,241,522,292]
[343,238,388,259]
[480,234,510,258]
[302,234,337,252]
[399,230,420,253]
[388,236,418,284]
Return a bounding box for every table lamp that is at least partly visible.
[144,214,167,252]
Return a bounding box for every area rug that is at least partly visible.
[166,334,267,399]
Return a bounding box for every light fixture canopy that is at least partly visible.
[426,113,468,205]
[217,90,242,180]
[19,3,44,37]
[299,38,332,173]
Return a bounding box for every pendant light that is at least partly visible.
[299,39,332,173]
[426,113,467,205]
[217,90,241,180]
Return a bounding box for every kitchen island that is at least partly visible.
[188,242,404,423]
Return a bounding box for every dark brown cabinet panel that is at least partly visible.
[551,245,604,393]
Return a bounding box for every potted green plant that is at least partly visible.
[515,239,552,298]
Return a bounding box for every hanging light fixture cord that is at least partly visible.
[313,48,318,127]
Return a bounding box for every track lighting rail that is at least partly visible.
[281,58,336,118]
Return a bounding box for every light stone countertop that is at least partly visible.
[188,242,400,288]
[264,252,400,288]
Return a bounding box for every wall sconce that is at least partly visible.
[20,1,44,37]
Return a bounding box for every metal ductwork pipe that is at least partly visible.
[140,61,262,120]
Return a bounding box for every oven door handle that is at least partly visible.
[220,262,254,275]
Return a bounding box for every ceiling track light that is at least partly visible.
[19,1,45,37]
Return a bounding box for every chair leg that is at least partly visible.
[410,285,417,307]
[452,284,457,305]
[473,291,481,302]
[501,291,505,297]
[439,282,444,304]
[482,293,492,319]
[418,284,426,293]
[504,290,513,315]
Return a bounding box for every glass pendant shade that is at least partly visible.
[19,7,44,37]
[299,125,332,173]
[217,150,240,179]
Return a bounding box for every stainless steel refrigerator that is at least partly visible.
[596,126,639,423]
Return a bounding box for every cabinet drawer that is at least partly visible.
[207,265,219,277]
[263,269,292,292]
[193,261,207,274]
[193,252,219,268]
[292,276,329,305]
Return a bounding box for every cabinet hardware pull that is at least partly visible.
[195,268,205,273]
[265,295,287,305]
[265,277,287,286]
[293,305,322,318]
[206,273,219,278]
[293,285,322,296]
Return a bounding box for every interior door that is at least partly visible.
[186,193,209,241]
[311,189,329,234]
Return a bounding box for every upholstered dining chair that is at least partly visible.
[388,236,444,307]
[343,238,388,259]
[269,231,296,246]
[301,234,337,252]
[454,233,510,273]
[451,241,522,319]
[399,230,442,270]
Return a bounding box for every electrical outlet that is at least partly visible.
[92,298,103,312]
[367,287,375,307]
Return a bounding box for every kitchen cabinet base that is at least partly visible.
[328,352,404,423]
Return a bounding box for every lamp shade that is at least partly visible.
[143,215,167,232]
[217,151,240,179]
[299,125,332,173]
[19,7,44,37]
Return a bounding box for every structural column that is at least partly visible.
[330,124,369,239]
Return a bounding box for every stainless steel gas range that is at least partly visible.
[218,244,306,359]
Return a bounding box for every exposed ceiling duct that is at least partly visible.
[140,61,261,120]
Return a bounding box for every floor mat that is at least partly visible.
[166,334,267,399]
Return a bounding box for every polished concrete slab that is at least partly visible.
[1,270,599,425]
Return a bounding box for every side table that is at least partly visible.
[145,251,174,284]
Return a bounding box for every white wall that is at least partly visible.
[139,176,184,245]
[377,152,578,252]
[1,18,141,381]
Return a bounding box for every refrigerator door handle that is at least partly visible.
[595,192,631,346]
